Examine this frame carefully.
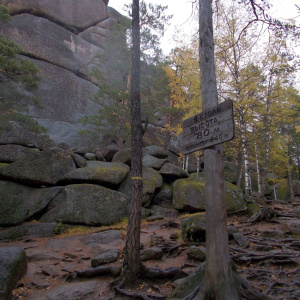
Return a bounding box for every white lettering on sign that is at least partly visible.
[181,100,234,154]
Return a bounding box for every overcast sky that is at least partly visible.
[108,0,300,55]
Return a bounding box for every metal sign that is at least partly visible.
[182,100,234,155]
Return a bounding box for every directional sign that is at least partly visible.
[182,100,234,155]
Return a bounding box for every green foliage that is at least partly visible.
[0,5,11,23]
[81,2,173,148]
[0,34,39,89]
[0,5,43,136]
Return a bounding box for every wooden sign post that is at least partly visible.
[182,100,234,154]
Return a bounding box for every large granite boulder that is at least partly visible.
[1,0,108,31]
[60,161,130,187]
[172,174,246,214]
[0,14,102,75]
[0,181,61,226]
[0,144,40,163]
[181,213,206,242]
[0,121,52,149]
[225,181,247,213]
[0,148,75,186]
[172,175,206,212]
[0,247,27,300]
[160,163,189,181]
[119,167,163,207]
[142,154,167,170]
[0,1,127,149]
[40,184,130,226]
[143,145,169,159]
[0,222,58,241]
[152,183,173,208]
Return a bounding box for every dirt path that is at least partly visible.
[1,202,299,300]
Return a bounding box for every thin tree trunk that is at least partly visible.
[241,122,251,197]
[254,138,261,195]
[199,0,239,298]
[237,152,243,188]
[260,134,271,198]
[296,141,300,180]
[286,152,295,202]
[123,0,143,282]
[185,154,189,171]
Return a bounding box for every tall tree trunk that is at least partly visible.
[260,133,271,198]
[123,0,143,282]
[255,138,261,195]
[296,141,300,180]
[199,0,239,299]
[237,152,243,188]
[241,122,251,197]
[286,151,295,203]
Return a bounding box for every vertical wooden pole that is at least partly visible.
[199,0,238,298]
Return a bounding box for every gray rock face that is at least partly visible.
[143,145,169,159]
[142,154,167,170]
[80,230,122,246]
[0,247,27,300]
[186,246,206,261]
[150,205,179,219]
[152,183,173,208]
[181,213,206,242]
[112,148,132,165]
[160,163,189,181]
[0,144,40,163]
[26,280,101,300]
[0,181,61,226]
[0,14,102,75]
[140,247,164,261]
[91,249,120,267]
[172,174,246,214]
[119,167,163,207]
[0,148,75,186]
[172,177,206,212]
[60,162,130,186]
[40,184,130,226]
[0,222,58,241]
[0,123,52,149]
[2,0,108,30]
[0,1,126,149]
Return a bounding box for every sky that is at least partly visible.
[108,0,300,55]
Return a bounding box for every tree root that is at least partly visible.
[76,265,121,278]
[250,207,277,223]
[141,265,188,280]
[113,279,167,300]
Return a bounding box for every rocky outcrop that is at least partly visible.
[119,167,163,207]
[1,0,108,31]
[0,181,61,226]
[40,184,130,226]
[173,173,246,213]
[0,247,27,300]
[60,161,130,187]
[0,0,126,150]
[0,148,75,186]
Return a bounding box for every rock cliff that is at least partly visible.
[0,0,125,150]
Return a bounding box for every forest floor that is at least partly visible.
[2,200,300,300]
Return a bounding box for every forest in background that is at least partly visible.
[81,0,300,200]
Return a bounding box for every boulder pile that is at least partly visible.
[0,144,247,234]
